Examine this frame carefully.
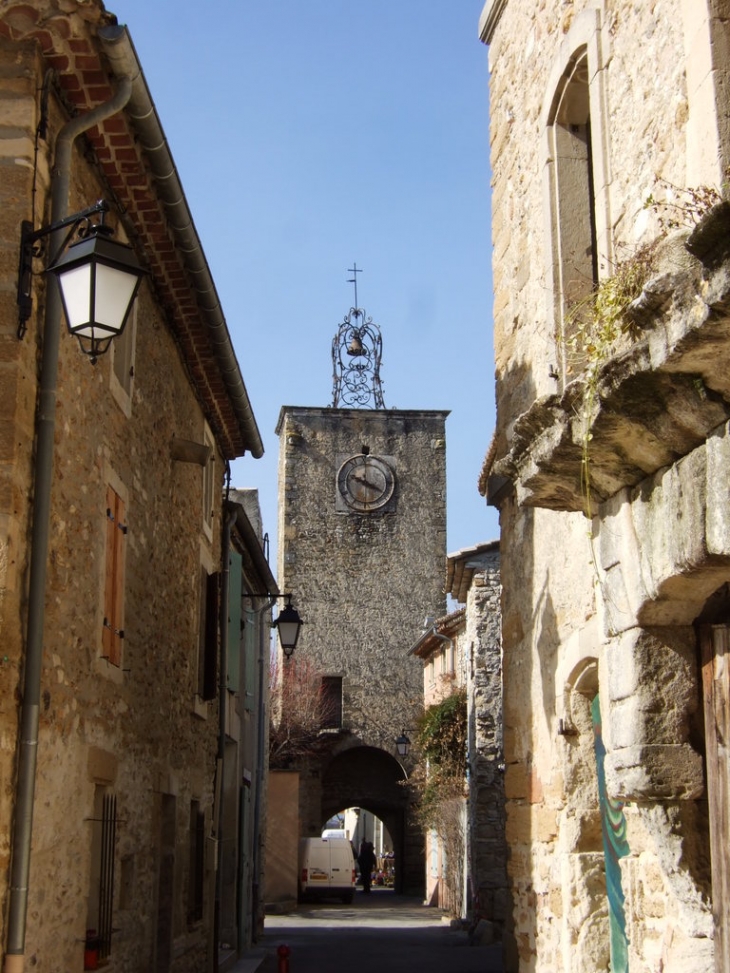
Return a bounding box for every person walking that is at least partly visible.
[357,840,376,893]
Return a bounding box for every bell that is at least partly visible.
[347,334,364,357]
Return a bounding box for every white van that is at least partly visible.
[299,837,356,903]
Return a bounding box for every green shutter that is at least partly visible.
[227,551,242,692]
[244,608,256,712]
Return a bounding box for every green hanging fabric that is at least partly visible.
[592,693,630,972]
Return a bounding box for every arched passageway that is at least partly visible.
[321,746,424,896]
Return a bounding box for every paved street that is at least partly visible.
[256,890,505,973]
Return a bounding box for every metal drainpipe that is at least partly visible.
[250,602,270,940]
[3,78,133,973]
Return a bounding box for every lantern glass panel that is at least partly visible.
[57,263,92,329]
[93,263,139,331]
[277,618,300,649]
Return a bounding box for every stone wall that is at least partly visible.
[276,406,447,894]
[264,772,300,910]
[465,549,509,943]
[276,407,447,751]
[0,26,232,973]
[481,1,727,970]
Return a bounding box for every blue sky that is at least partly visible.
[112,1,498,561]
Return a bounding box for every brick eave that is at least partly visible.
[0,2,256,460]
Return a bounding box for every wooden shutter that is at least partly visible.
[103,486,126,667]
[227,552,242,693]
[244,602,256,713]
[701,624,730,973]
[201,571,219,701]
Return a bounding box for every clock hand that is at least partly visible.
[351,474,381,491]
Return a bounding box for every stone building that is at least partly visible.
[407,541,506,931]
[0,3,270,971]
[479,1,730,971]
[445,541,507,945]
[410,608,468,915]
[274,401,448,894]
[221,489,278,957]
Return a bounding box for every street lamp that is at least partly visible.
[273,595,303,658]
[242,593,303,659]
[18,199,145,362]
[395,731,411,758]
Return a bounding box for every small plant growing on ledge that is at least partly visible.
[644,177,724,233]
[564,242,658,523]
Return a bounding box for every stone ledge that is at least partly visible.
[491,208,730,512]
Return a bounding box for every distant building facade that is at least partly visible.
[409,540,505,931]
[411,608,467,914]
[446,542,507,945]
[273,403,449,895]
[480,1,730,971]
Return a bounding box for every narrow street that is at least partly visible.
[253,891,505,973]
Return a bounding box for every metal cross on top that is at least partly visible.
[331,264,386,410]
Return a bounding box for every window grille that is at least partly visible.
[97,793,117,959]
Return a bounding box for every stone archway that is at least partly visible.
[321,745,423,896]
[559,657,612,973]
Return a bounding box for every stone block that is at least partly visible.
[597,489,647,632]
[505,804,532,846]
[706,420,730,555]
[86,746,118,784]
[605,627,698,751]
[604,743,704,801]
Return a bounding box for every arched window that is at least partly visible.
[543,9,611,385]
[548,49,598,314]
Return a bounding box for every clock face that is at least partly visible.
[337,455,395,512]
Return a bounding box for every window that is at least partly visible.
[110,301,136,414]
[549,50,597,351]
[227,551,242,694]
[543,9,611,384]
[321,676,343,729]
[198,568,218,700]
[202,428,215,537]
[243,596,256,713]
[103,486,126,667]
[552,51,598,286]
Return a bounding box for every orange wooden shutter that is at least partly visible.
[103,487,126,666]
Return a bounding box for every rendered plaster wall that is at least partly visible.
[0,39,223,973]
[264,772,300,909]
[484,3,721,969]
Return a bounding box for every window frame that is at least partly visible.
[202,426,215,540]
[542,8,612,387]
[109,299,137,416]
[321,675,343,729]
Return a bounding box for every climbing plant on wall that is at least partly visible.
[407,688,468,916]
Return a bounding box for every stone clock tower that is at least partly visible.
[274,297,448,894]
